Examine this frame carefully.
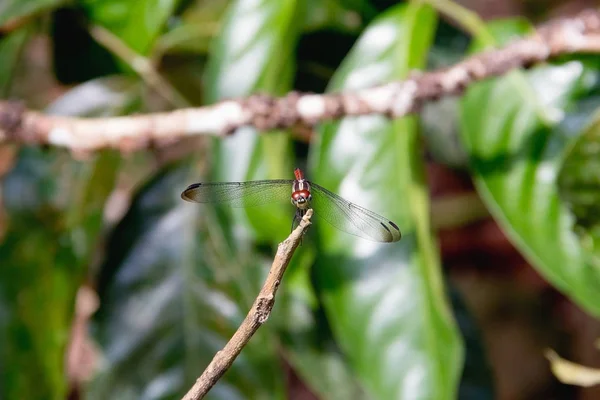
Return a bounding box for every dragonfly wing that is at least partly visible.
[181,180,293,207]
[309,182,401,242]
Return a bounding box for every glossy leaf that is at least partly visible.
[204,0,303,242]
[0,0,66,27]
[309,4,463,399]
[89,163,286,399]
[460,20,600,316]
[81,0,180,55]
[0,26,31,96]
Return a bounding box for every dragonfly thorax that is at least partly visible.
[291,179,312,209]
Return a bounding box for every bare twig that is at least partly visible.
[2,9,600,152]
[181,209,313,400]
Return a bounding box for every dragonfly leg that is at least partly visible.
[291,208,306,246]
[291,208,305,232]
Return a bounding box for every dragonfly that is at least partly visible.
[181,168,401,243]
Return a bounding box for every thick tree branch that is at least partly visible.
[1,9,600,152]
[181,210,313,400]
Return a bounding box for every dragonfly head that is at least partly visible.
[291,190,312,209]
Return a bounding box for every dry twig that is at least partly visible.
[1,9,600,152]
[181,209,313,400]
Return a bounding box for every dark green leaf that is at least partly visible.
[309,4,463,399]
[204,0,304,242]
[460,20,600,316]
[0,26,31,96]
[0,0,66,27]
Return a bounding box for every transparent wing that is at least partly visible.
[181,180,293,208]
[309,182,401,243]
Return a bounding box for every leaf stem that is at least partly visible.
[89,24,191,109]
[424,0,496,46]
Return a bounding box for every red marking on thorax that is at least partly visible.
[294,168,304,180]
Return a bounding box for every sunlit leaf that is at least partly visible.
[309,4,463,399]
[204,0,304,242]
[546,349,600,387]
[459,20,600,316]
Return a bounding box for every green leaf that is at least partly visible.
[0,77,133,400]
[459,20,600,316]
[155,0,229,57]
[81,0,181,55]
[0,148,118,400]
[303,0,365,33]
[0,26,31,96]
[0,195,77,400]
[274,246,367,399]
[558,104,600,271]
[0,0,67,27]
[204,0,304,242]
[309,4,463,399]
[89,162,286,399]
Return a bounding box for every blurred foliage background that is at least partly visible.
[1,0,600,399]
